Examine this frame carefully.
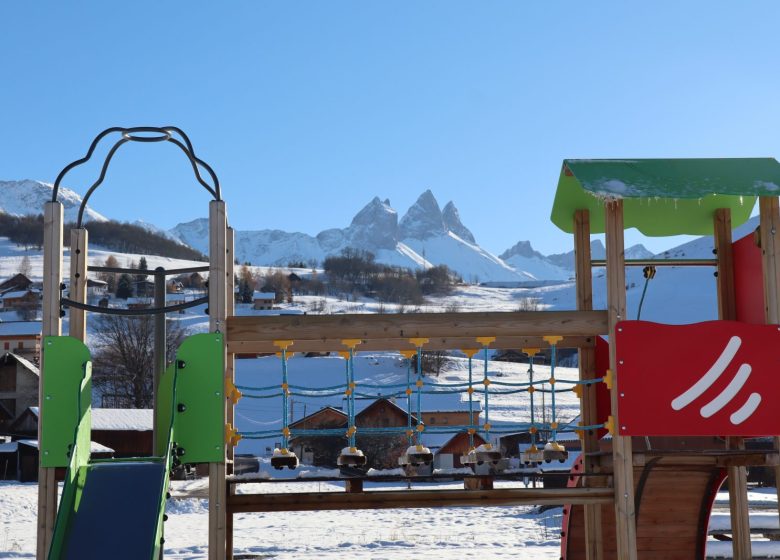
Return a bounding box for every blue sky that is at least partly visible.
[1,2,779,255]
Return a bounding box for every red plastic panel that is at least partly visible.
[594,336,612,438]
[732,231,764,325]
[615,320,780,436]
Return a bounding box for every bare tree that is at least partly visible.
[17,255,32,278]
[91,315,187,408]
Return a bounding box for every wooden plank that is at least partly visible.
[604,200,638,560]
[574,209,604,560]
[758,196,780,544]
[68,228,88,341]
[226,227,236,475]
[226,310,609,346]
[227,335,595,355]
[714,208,752,560]
[208,200,227,560]
[227,487,615,513]
[38,201,63,560]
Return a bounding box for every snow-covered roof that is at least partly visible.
[126,297,151,305]
[1,290,34,300]
[253,291,275,300]
[0,321,42,336]
[91,408,153,431]
[2,352,39,376]
[9,439,114,453]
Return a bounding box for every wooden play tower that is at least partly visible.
[36,134,780,560]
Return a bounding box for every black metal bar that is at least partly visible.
[153,267,167,453]
[591,258,717,267]
[61,296,208,316]
[87,265,210,276]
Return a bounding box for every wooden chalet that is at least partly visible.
[433,431,487,469]
[0,321,41,360]
[0,273,33,294]
[0,289,40,311]
[0,352,39,431]
[289,406,347,467]
[0,439,113,482]
[355,398,417,469]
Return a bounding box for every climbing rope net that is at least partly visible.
[227,336,610,471]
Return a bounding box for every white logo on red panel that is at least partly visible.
[671,336,762,425]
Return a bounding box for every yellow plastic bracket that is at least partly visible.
[572,384,583,398]
[405,388,413,396]
[399,349,417,359]
[483,423,491,431]
[281,427,290,437]
[482,378,491,386]
[575,429,584,440]
[349,382,357,389]
[549,377,556,385]
[528,386,535,394]
[273,339,294,351]
[529,426,537,434]
[341,339,362,350]
[467,387,475,394]
[522,347,541,356]
[603,369,613,390]
[605,415,615,436]
[416,424,425,432]
[467,428,476,435]
[550,421,558,430]
[415,379,424,388]
[543,335,563,346]
[408,337,429,348]
[461,348,479,358]
[337,350,351,360]
[225,423,242,446]
[476,336,495,347]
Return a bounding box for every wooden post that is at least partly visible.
[758,197,780,534]
[574,209,603,560]
[37,202,63,560]
[209,200,228,560]
[226,227,235,475]
[604,200,638,560]
[68,229,88,341]
[714,208,752,559]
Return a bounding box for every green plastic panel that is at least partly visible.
[173,333,225,463]
[40,336,92,468]
[549,158,780,236]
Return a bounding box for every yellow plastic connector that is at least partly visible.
[572,385,583,398]
[399,349,417,359]
[225,423,242,446]
[549,377,556,385]
[408,337,429,348]
[522,347,541,356]
[406,430,414,437]
[482,378,491,386]
[282,427,291,437]
[528,444,538,453]
[467,387,475,394]
[225,379,242,404]
[603,369,613,390]
[575,429,584,440]
[273,339,294,351]
[338,351,351,360]
[476,336,495,347]
[416,379,424,387]
[345,389,352,396]
[529,426,537,434]
[550,421,558,430]
[528,386,535,394]
[341,339,362,350]
[349,382,357,389]
[543,335,563,346]
[280,448,289,455]
[415,444,424,452]
[349,447,357,453]
[281,382,289,390]
[346,426,357,436]
[405,388,413,396]
[416,424,425,432]
[605,415,615,436]
[483,423,491,431]
[467,428,476,435]
[461,348,479,358]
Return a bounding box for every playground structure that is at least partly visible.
[34,131,780,560]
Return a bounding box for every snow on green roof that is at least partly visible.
[551,158,780,236]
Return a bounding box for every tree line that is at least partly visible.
[0,212,205,261]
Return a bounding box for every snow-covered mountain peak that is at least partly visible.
[499,240,545,261]
[625,244,654,259]
[345,196,399,250]
[399,189,445,240]
[0,179,107,223]
[442,201,475,244]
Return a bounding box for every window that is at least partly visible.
[3,342,8,350]
[17,342,23,349]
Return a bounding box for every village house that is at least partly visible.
[0,352,39,432]
[86,278,109,300]
[289,406,347,466]
[0,289,40,311]
[0,321,41,361]
[0,439,113,482]
[0,273,33,294]
[167,279,184,293]
[432,431,488,469]
[252,291,275,310]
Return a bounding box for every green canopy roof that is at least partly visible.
[551,158,780,236]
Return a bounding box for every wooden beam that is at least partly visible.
[226,227,236,476]
[599,450,779,469]
[574,209,604,560]
[208,200,227,560]
[714,208,752,560]
[227,487,615,513]
[227,335,595,355]
[604,200,638,560]
[758,196,780,542]
[38,201,63,560]
[68,228,88,341]
[226,310,609,347]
